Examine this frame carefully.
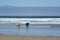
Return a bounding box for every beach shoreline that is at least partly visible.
[0,26,60,40]
[0,35,60,40]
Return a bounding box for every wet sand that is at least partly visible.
[0,35,60,40]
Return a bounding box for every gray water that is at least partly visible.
[0,27,60,36]
[0,24,60,36]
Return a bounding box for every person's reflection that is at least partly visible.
[25,22,29,34]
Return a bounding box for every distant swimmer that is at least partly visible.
[16,22,20,30]
[25,22,29,28]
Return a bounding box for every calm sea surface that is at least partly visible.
[0,26,60,36]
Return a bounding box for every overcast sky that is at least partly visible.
[0,0,60,7]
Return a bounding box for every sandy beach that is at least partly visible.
[0,35,60,40]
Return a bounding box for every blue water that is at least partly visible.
[0,16,60,18]
[0,28,60,36]
[0,16,60,36]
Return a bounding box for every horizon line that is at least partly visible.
[0,6,60,7]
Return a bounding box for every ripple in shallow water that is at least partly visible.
[0,28,60,36]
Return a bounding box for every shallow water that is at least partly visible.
[0,27,60,36]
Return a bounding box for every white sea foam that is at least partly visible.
[0,18,60,24]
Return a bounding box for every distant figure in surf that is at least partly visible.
[25,22,29,28]
[16,22,20,30]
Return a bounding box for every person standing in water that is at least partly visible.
[16,22,20,30]
[25,22,29,28]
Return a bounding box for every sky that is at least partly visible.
[0,0,60,7]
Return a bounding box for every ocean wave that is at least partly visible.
[0,18,60,24]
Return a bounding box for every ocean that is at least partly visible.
[0,16,60,36]
[0,28,60,36]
